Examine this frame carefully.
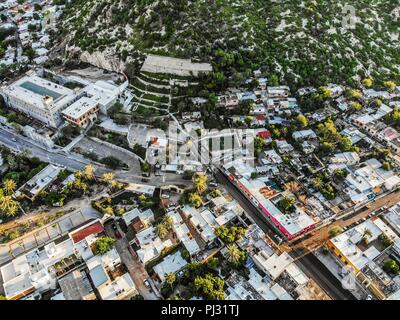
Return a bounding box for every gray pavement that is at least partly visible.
[0,125,191,187]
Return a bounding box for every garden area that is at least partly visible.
[92,189,164,221]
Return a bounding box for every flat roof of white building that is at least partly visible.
[253,251,293,280]
[83,80,120,107]
[2,75,75,111]
[330,218,398,270]
[17,164,63,198]
[153,251,188,282]
[125,183,156,196]
[98,273,136,300]
[62,97,98,120]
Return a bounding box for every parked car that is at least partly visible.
[273,234,283,244]
[114,230,122,239]
[111,223,118,231]
[366,295,373,300]
[143,279,151,288]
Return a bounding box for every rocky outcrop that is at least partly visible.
[79,50,127,74]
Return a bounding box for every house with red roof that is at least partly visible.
[257,130,271,140]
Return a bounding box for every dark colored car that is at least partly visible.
[114,230,122,239]
[111,223,118,231]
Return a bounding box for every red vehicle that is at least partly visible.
[114,230,122,239]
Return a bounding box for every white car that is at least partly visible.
[143,279,151,289]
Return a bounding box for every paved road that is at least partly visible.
[0,126,191,187]
[291,248,355,300]
[0,126,92,170]
[215,169,355,300]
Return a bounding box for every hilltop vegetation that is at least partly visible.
[60,0,400,89]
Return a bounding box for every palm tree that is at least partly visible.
[286,181,300,194]
[227,244,242,265]
[162,215,174,230]
[192,173,208,195]
[74,170,83,180]
[362,229,373,245]
[3,179,17,196]
[110,180,124,190]
[312,178,323,190]
[188,192,203,208]
[156,223,168,239]
[104,206,114,216]
[165,272,176,290]
[0,195,19,217]
[83,165,95,181]
[298,195,308,205]
[102,172,114,182]
[73,180,88,192]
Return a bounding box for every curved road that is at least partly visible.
[0,126,189,186]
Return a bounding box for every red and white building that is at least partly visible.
[223,163,317,240]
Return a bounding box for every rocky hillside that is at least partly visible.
[59,0,400,89]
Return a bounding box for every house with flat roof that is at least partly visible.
[58,270,96,300]
[327,218,398,273]
[86,249,137,300]
[16,164,63,200]
[169,210,201,256]
[343,158,400,203]
[267,86,290,98]
[125,183,156,196]
[341,127,367,145]
[226,268,292,300]
[134,226,174,264]
[153,251,188,282]
[253,251,293,280]
[83,80,126,114]
[292,129,317,141]
[122,208,154,228]
[62,97,99,127]
[181,205,218,244]
[384,204,400,235]
[330,152,360,166]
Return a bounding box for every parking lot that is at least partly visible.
[74,137,141,171]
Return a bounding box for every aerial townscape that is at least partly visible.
[0,0,400,304]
